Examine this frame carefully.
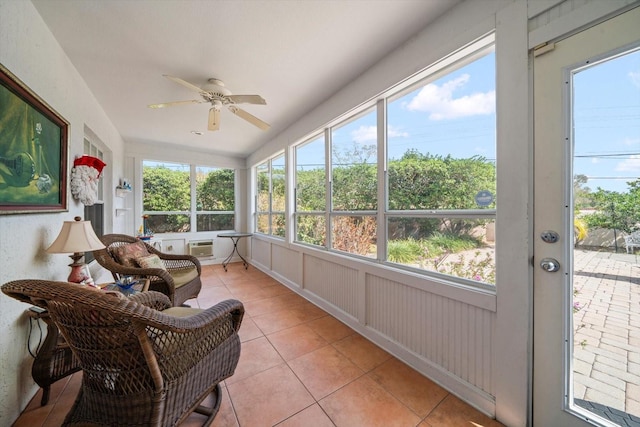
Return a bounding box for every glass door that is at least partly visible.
[533,6,640,426]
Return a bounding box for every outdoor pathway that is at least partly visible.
[572,249,640,423]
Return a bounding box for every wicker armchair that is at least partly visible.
[93,234,202,307]
[2,279,244,427]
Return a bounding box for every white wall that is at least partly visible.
[0,1,128,423]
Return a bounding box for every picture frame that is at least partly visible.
[0,63,69,214]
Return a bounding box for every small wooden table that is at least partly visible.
[218,232,252,271]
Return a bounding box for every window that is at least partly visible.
[196,166,235,231]
[255,154,286,238]
[295,134,326,245]
[288,36,496,288]
[386,48,496,286]
[83,137,104,263]
[330,108,377,257]
[142,160,235,233]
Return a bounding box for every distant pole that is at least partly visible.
[611,202,618,253]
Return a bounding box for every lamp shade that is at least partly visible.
[46,217,105,254]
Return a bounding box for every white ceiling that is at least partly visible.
[32,0,462,159]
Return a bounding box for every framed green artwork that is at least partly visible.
[0,64,69,214]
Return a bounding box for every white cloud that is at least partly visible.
[615,155,640,172]
[351,126,377,143]
[388,125,409,139]
[629,70,640,89]
[406,74,495,120]
[350,125,409,143]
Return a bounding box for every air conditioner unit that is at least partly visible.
[188,240,213,257]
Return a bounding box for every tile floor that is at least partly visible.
[13,263,504,427]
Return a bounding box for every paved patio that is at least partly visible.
[572,249,640,423]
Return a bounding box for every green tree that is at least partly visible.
[332,143,377,210]
[574,174,595,210]
[143,166,190,211]
[196,168,234,211]
[142,165,191,232]
[583,180,640,233]
[388,150,496,236]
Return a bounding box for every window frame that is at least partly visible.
[254,153,286,238]
[142,160,236,234]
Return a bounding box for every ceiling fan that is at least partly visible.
[148,75,270,131]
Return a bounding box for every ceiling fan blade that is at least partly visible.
[148,99,202,109]
[163,75,205,93]
[226,94,267,105]
[208,107,220,131]
[228,106,270,130]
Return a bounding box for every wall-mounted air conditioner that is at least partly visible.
[188,240,214,257]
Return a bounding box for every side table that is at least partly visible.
[27,307,81,406]
[218,232,252,271]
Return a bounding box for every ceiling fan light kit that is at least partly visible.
[148,75,270,131]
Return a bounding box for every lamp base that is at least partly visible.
[67,253,87,283]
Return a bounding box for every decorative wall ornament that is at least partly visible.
[70,155,106,206]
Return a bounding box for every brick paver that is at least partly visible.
[573,249,640,421]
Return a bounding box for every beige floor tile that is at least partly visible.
[228,364,315,427]
[320,375,421,427]
[276,403,336,427]
[288,345,364,400]
[252,302,327,335]
[243,292,308,317]
[267,323,328,361]
[421,394,504,427]
[332,334,392,372]
[226,336,284,385]
[306,315,355,343]
[369,357,448,418]
[238,317,264,342]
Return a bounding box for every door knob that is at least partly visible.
[540,258,560,272]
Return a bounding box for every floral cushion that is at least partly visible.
[112,241,149,267]
[136,254,167,270]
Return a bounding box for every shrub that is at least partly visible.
[388,239,424,263]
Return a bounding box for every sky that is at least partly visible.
[574,48,640,193]
[298,52,497,169]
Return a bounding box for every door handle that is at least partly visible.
[540,258,560,272]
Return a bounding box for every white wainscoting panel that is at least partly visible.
[272,244,301,285]
[303,254,359,318]
[366,273,495,395]
[251,238,271,269]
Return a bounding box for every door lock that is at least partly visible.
[540,258,560,272]
[540,230,559,243]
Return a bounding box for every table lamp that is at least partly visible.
[46,216,106,283]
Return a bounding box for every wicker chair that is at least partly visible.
[2,279,244,427]
[93,234,202,307]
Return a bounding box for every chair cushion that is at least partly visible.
[112,241,149,267]
[162,307,203,317]
[169,267,199,288]
[137,254,167,270]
